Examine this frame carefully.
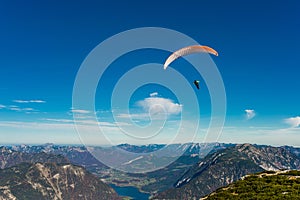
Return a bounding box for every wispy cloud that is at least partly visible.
[44,117,122,127]
[1,102,40,113]
[3,105,36,113]
[9,107,35,112]
[116,113,149,119]
[13,100,46,103]
[284,116,300,128]
[0,118,125,136]
[0,120,77,131]
[70,109,91,114]
[245,109,256,120]
[44,118,75,123]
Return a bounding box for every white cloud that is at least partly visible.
[7,105,35,112]
[112,96,182,123]
[0,117,115,130]
[150,92,158,97]
[45,118,118,127]
[284,116,300,128]
[9,105,18,108]
[116,113,149,119]
[71,109,91,114]
[23,108,34,111]
[13,100,46,103]
[245,109,256,120]
[0,104,5,109]
[137,96,182,116]
[44,118,75,123]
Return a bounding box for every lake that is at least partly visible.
[110,184,150,200]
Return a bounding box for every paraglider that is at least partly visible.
[163,45,218,70]
[193,80,200,89]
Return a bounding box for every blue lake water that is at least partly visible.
[110,184,150,200]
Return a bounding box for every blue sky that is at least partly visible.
[0,0,299,146]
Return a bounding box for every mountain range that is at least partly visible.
[1,142,300,199]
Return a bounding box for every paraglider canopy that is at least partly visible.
[163,45,218,69]
[193,80,200,89]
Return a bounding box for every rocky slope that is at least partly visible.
[0,162,120,200]
[152,143,300,199]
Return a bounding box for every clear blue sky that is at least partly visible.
[0,0,299,146]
